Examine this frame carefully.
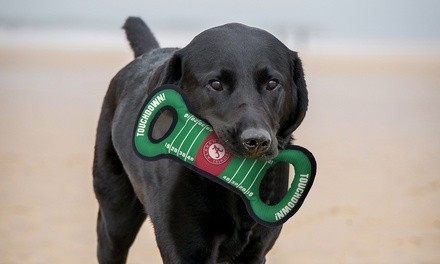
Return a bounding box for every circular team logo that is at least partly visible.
[203,139,230,165]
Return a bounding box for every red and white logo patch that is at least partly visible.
[203,139,230,165]
[195,132,233,176]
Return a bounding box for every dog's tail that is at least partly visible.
[123,17,160,58]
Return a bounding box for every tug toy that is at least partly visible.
[133,85,316,227]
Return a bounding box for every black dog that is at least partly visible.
[93,17,308,264]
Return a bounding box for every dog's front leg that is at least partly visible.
[143,165,222,264]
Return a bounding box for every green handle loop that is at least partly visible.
[248,148,314,223]
[133,85,316,226]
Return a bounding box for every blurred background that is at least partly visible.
[1,0,439,263]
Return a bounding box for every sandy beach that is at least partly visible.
[1,42,439,263]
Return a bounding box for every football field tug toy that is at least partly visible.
[133,84,316,227]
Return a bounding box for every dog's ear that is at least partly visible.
[147,51,183,92]
[279,51,308,143]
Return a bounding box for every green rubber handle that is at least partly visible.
[133,85,316,226]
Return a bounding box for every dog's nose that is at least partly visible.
[240,129,271,154]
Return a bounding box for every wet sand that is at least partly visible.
[1,46,439,263]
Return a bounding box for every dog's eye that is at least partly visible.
[208,80,223,91]
[266,79,280,90]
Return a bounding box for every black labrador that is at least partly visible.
[93,17,308,264]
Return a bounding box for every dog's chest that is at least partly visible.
[217,226,255,261]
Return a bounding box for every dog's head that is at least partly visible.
[150,23,308,160]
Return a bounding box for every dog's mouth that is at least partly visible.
[216,130,278,161]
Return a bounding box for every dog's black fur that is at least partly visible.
[93,17,308,263]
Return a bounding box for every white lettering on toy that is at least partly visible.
[136,93,166,137]
[274,174,309,221]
